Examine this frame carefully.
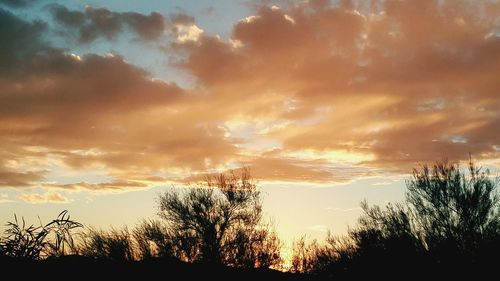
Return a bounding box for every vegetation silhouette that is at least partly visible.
[155,168,281,268]
[1,159,498,280]
[290,158,499,278]
[0,210,82,259]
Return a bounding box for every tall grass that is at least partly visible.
[0,210,82,259]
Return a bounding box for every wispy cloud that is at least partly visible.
[325,207,362,213]
[0,193,12,203]
[307,224,329,233]
[18,191,71,204]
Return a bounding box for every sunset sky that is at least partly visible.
[1,0,499,247]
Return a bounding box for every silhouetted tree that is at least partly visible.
[157,169,281,268]
[406,159,499,259]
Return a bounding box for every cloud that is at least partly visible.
[170,13,195,25]
[0,169,44,187]
[307,224,328,233]
[175,24,203,43]
[0,0,28,8]
[176,1,500,171]
[18,191,71,203]
[44,180,149,192]
[325,206,362,212]
[0,8,48,75]
[0,0,499,193]
[0,10,238,191]
[49,4,167,42]
[0,193,12,203]
[48,4,206,43]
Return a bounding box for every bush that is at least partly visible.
[80,228,134,261]
[157,169,281,268]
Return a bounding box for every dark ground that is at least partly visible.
[1,255,493,280]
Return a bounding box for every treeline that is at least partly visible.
[1,160,499,279]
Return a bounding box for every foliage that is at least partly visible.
[290,158,500,275]
[290,237,320,273]
[290,234,354,273]
[0,210,82,259]
[133,219,176,259]
[46,210,83,257]
[406,159,500,256]
[157,168,281,268]
[80,227,134,261]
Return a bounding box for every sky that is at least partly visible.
[0,0,499,248]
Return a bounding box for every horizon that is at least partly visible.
[0,0,499,256]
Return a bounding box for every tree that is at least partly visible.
[157,169,281,268]
[406,159,499,259]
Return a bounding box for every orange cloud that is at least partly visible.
[18,191,71,204]
[176,0,499,171]
[0,1,498,193]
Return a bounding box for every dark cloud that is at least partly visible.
[49,4,85,27]
[122,11,165,40]
[0,0,29,8]
[0,8,48,75]
[0,170,44,187]
[0,10,237,190]
[170,13,195,25]
[49,4,167,42]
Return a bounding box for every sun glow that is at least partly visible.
[284,149,375,163]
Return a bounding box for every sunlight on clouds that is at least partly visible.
[229,38,243,48]
[284,149,375,163]
[0,193,11,203]
[242,15,259,24]
[176,24,203,42]
[19,191,71,204]
[284,14,295,25]
[0,0,498,193]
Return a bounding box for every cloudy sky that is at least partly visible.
[0,0,499,244]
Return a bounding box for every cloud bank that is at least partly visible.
[0,0,498,194]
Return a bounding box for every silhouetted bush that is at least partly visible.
[290,234,355,274]
[157,169,282,268]
[80,228,135,261]
[133,219,178,259]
